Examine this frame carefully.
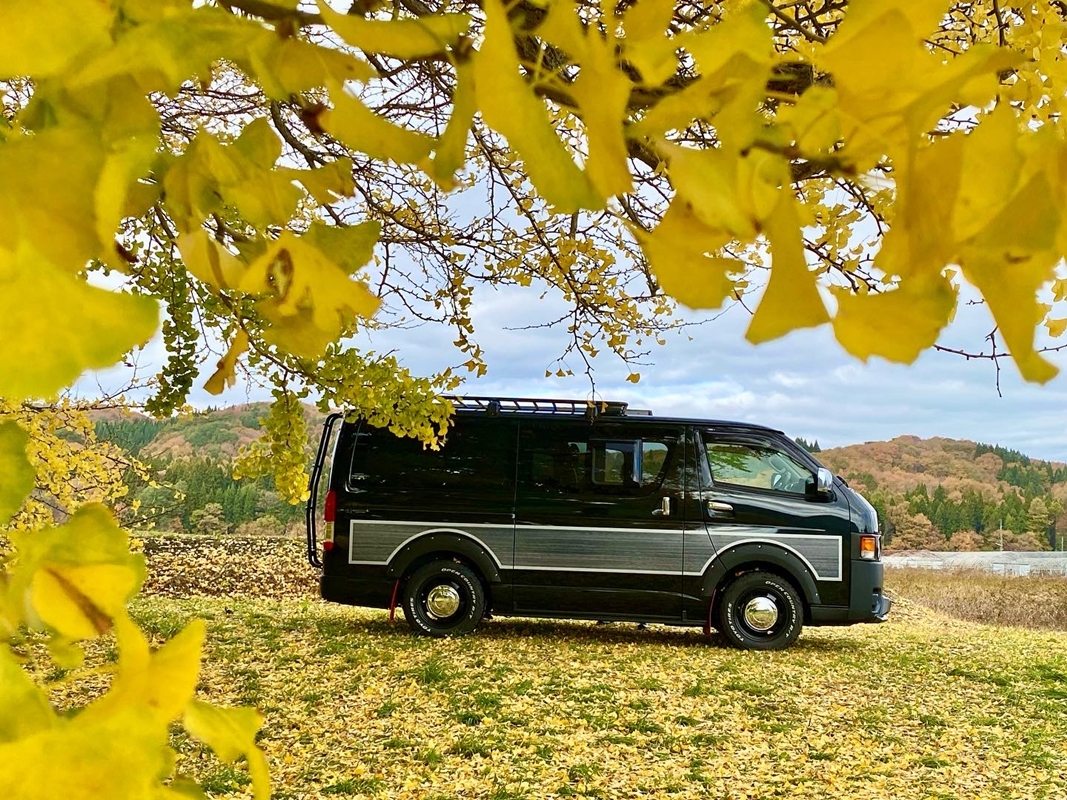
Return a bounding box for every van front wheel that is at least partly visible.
[402,560,486,637]
[717,572,802,651]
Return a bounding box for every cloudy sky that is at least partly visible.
[135,275,1067,464]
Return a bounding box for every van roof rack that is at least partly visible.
[446,396,633,417]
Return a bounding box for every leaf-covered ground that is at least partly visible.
[45,537,1067,799]
[119,596,1067,800]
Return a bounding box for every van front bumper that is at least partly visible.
[851,558,890,622]
[809,559,890,626]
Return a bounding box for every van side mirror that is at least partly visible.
[815,467,834,495]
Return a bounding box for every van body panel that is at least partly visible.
[511,419,688,618]
[307,398,890,648]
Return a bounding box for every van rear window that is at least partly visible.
[347,422,515,501]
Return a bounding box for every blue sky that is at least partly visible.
[134,276,1067,464]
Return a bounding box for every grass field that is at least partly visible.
[44,541,1067,799]
[119,598,1067,799]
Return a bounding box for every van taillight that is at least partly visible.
[322,490,336,552]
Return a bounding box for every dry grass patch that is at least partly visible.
[887,567,1067,630]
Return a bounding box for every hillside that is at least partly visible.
[93,403,328,536]
[817,436,1067,552]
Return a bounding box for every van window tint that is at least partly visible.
[704,440,812,495]
[348,422,515,501]
[521,428,675,496]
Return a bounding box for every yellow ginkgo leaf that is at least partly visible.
[959,170,1060,383]
[164,127,302,232]
[79,617,205,725]
[184,700,270,800]
[0,256,159,400]
[320,5,470,58]
[746,192,829,344]
[0,648,56,744]
[637,200,739,311]
[303,221,382,276]
[1051,278,1067,303]
[249,36,376,99]
[0,0,112,79]
[832,276,957,364]
[663,146,759,240]
[622,0,679,85]
[428,61,476,191]
[0,422,34,526]
[320,81,434,166]
[473,0,600,212]
[0,126,106,271]
[204,330,250,396]
[538,3,632,198]
[0,708,170,800]
[177,230,247,292]
[31,564,137,640]
[238,232,381,360]
[1045,318,1067,338]
[953,105,1023,242]
[6,505,146,640]
[70,8,275,95]
[281,158,356,206]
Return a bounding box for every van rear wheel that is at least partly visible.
[402,560,486,637]
[717,572,802,651]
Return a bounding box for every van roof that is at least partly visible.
[448,396,783,435]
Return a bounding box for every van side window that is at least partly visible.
[348,422,515,502]
[704,439,813,495]
[520,427,676,497]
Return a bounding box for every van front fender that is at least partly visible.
[699,543,821,606]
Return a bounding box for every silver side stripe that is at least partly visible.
[347,520,842,581]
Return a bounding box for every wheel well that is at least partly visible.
[401,552,492,608]
[711,563,811,625]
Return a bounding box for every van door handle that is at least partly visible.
[652,496,671,517]
[707,501,733,515]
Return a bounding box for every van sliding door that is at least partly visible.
[512,420,687,620]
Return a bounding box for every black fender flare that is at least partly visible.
[386,531,502,584]
[699,542,821,606]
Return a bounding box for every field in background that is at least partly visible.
[40,537,1067,798]
[886,566,1067,631]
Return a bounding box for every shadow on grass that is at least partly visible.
[348,612,864,653]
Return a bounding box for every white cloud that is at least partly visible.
[76,276,1067,463]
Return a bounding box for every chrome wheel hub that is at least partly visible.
[426,585,461,619]
[743,596,779,632]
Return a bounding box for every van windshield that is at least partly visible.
[704,440,812,494]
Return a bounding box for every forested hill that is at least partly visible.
[93,403,325,536]
[93,403,325,461]
[817,437,1067,552]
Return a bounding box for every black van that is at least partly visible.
[306,398,890,650]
